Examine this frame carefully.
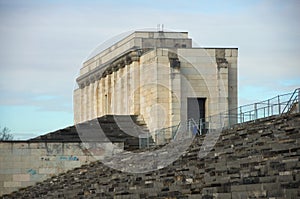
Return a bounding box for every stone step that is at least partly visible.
[8,113,299,199]
[30,114,154,150]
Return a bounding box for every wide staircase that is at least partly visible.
[3,112,300,198]
[30,115,154,151]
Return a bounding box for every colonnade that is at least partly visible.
[74,60,141,124]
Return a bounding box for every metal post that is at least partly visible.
[241,113,244,123]
[271,104,273,115]
[267,99,270,116]
[240,107,243,123]
[189,120,192,138]
[298,89,300,113]
[199,118,202,135]
[226,112,230,127]
[139,135,141,149]
[278,95,281,114]
[254,103,257,120]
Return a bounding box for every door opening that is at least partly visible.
[187,98,206,133]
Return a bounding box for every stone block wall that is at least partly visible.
[0,142,97,196]
[178,48,238,124]
[74,31,238,134]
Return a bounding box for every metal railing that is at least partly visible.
[154,123,182,145]
[139,88,300,148]
[193,88,300,130]
[281,88,300,114]
[237,91,298,123]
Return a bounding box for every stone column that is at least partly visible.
[80,86,85,123]
[92,80,98,119]
[119,68,124,114]
[131,61,140,115]
[107,74,112,114]
[115,69,121,114]
[97,78,104,117]
[129,63,134,115]
[85,83,89,121]
[111,71,117,114]
[156,51,171,135]
[217,65,229,125]
[103,76,107,115]
[125,64,130,115]
[96,80,100,117]
[170,67,181,128]
[73,88,81,124]
[122,67,129,114]
[89,81,93,120]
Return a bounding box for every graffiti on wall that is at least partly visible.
[27,169,37,175]
[59,155,79,161]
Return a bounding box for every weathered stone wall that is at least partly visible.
[74,31,238,134]
[74,47,238,133]
[139,49,174,133]
[3,113,299,198]
[0,142,98,196]
[0,114,150,196]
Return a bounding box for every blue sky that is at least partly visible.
[0,0,299,139]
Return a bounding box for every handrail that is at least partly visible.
[142,88,300,147]
[193,88,300,131]
[281,88,300,114]
[172,121,181,140]
[238,92,293,109]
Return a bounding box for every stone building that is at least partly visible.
[73,31,238,136]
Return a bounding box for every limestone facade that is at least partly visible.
[74,31,238,135]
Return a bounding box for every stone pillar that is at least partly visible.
[81,86,85,123]
[88,82,94,121]
[119,67,125,114]
[216,49,229,126]
[131,61,140,115]
[156,51,171,135]
[116,69,122,114]
[85,83,89,121]
[105,74,113,114]
[102,77,106,115]
[96,80,100,117]
[111,71,117,114]
[129,63,134,114]
[92,80,98,119]
[170,67,181,128]
[226,49,238,125]
[98,78,104,117]
[73,88,81,124]
[122,67,129,114]
[126,65,132,115]
[105,75,109,115]
[217,66,229,125]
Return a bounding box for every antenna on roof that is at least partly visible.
[157,24,164,32]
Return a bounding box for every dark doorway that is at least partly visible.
[187,98,206,133]
[187,98,206,121]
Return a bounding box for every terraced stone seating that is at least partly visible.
[30,115,153,151]
[3,113,300,198]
